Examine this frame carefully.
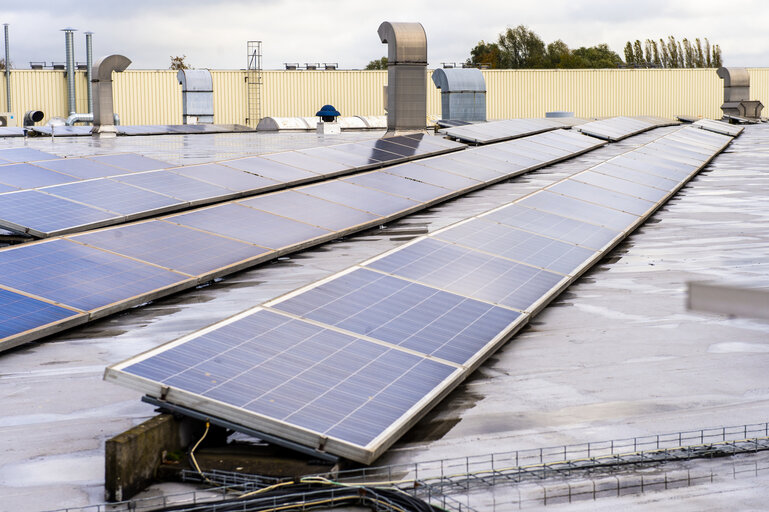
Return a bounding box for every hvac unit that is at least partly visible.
[0,112,16,127]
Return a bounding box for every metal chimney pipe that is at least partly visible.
[4,24,10,112]
[62,28,77,116]
[85,32,93,114]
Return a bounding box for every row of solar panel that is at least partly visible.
[693,118,744,137]
[0,129,605,352]
[438,118,564,144]
[0,124,254,138]
[0,134,464,237]
[106,125,734,464]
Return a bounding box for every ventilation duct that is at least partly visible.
[377,21,427,135]
[62,28,77,116]
[177,69,214,124]
[91,54,130,137]
[431,67,486,122]
[716,67,764,119]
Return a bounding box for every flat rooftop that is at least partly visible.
[0,124,767,510]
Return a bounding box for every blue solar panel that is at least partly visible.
[435,218,597,275]
[169,203,331,249]
[43,179,184,217]
[0,148,58,163]
[173,163,278,193]
[0,183,18,193]
[519,191,639,231]
[0,190,119,236]
[0,163,77,188]
[222,156,321,182]
[0,239,189,312]
[0,287,80,339]
[113,171,235,203]
[73,221,269,276]
[327,143,404,163]
[87,153,174,172]
[572,171,668,202]
[37,158,132,179]
[239,191,379,231]
[366,238,564,312]
[548,180,655,216]
[120,308,456,448]
[271,268,521,365]
[483,204,619,250]
[342,171,451,202]
[300,181,419,216]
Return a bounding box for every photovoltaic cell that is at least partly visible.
[297,146,381,168]
[483,204,619,250]
[271,268,521,365]
[87,153,174,172]
[328,143,404,163]
[0,190,119,236]
[609,156,692,183]
[572,170,668,202]
[385,163,481,190]
[239,191,379,231]
[548,180,655,216]
[113,171,235,203]
[37,158,132,179]
[299,181,419,217]
[519,190,639,231]
[73,221,268,276]
[170,203,331,249]
[590,162,679,192]
[342,171,451,202]
[0,287,79,339]
[0,238,189,311]
[260,151,351,176]
[366,238,564,311]
[0,147,58,163]
[420,156,504,182]
[119,308,456,448]
[0,163,76,188]
[0,183,18,193]
[435,218,596,275]
[42,179,184,217]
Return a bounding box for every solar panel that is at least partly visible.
[113,171,236,204]
[42,179,184,218]
[31,126,92,137]
[384,162,481,190]
[0,183,18,193]
[358,138,419,158]
[547,180,655,216]
[73,220,269,277]
[519,190,639,231]
[440,118,560,144]
[366,238,565,312]
[0,287,81,341]
[0,147,58,163]
[297,146,382,168]
[269,268,521,365]
[591,162,680,192]
[87,153,174,172]
[36,158,126,179]
[169,203,332,249]
[222,156,322,182]
[328,142,405,164]
[259,151,351,176]
[0,163,76,188]
[239,191,379,231]
[299,181,420,217]
[434,218,596,275]
[0,190,120,237]
[0,238,190,314]
[572,170,668,202]
[576,116,657,141]
[420,156,506,182]
[173,163,279,194]
[342,171,451,202]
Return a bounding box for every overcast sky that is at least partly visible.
[3,0,768,70]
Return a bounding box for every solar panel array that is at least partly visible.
[28,124,253,137]
[439,118,564,144]
[575,116,674,141]
[106,125,735,464]
[0,135,463,237]
[0,129,605,353]
[693,119,744,137]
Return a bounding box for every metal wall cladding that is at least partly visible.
[2,68,768,126]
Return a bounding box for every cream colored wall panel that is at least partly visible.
[113,70,181,125]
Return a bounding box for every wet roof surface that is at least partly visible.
[0,125,767,510]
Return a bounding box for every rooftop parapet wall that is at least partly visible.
[2,68,768,126]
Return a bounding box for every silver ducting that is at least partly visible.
[716,67,764,119]
[62,28,77,116]
[66,112,119,126]
[4,24,10,112]
[91,54,130,137]
[85,32,93,114]
[177,69,214,124]
[431,67,486,122]
[377,21,428,135]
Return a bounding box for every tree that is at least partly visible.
[467,41,502,68]
[496,25,546,68]
[169,55,190,70]
[694,38,705,68]
[365,57,388,70]
[0,58,7,70]
[572,44,622,68]
[545,39,571,67]
[712,44,723,67]
[633,40,645,66]
[623,42,635,66]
